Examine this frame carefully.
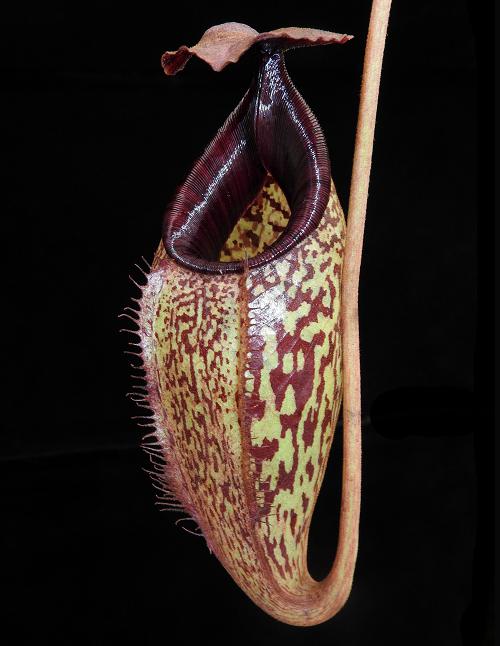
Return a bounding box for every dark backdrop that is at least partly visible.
[2,1,493,645]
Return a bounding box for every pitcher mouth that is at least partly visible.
[162,46,334,274]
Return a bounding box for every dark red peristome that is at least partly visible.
[162,47,335,274]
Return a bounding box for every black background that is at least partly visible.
[1,1,494,645]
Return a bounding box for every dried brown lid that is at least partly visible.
[161,22,353,75]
